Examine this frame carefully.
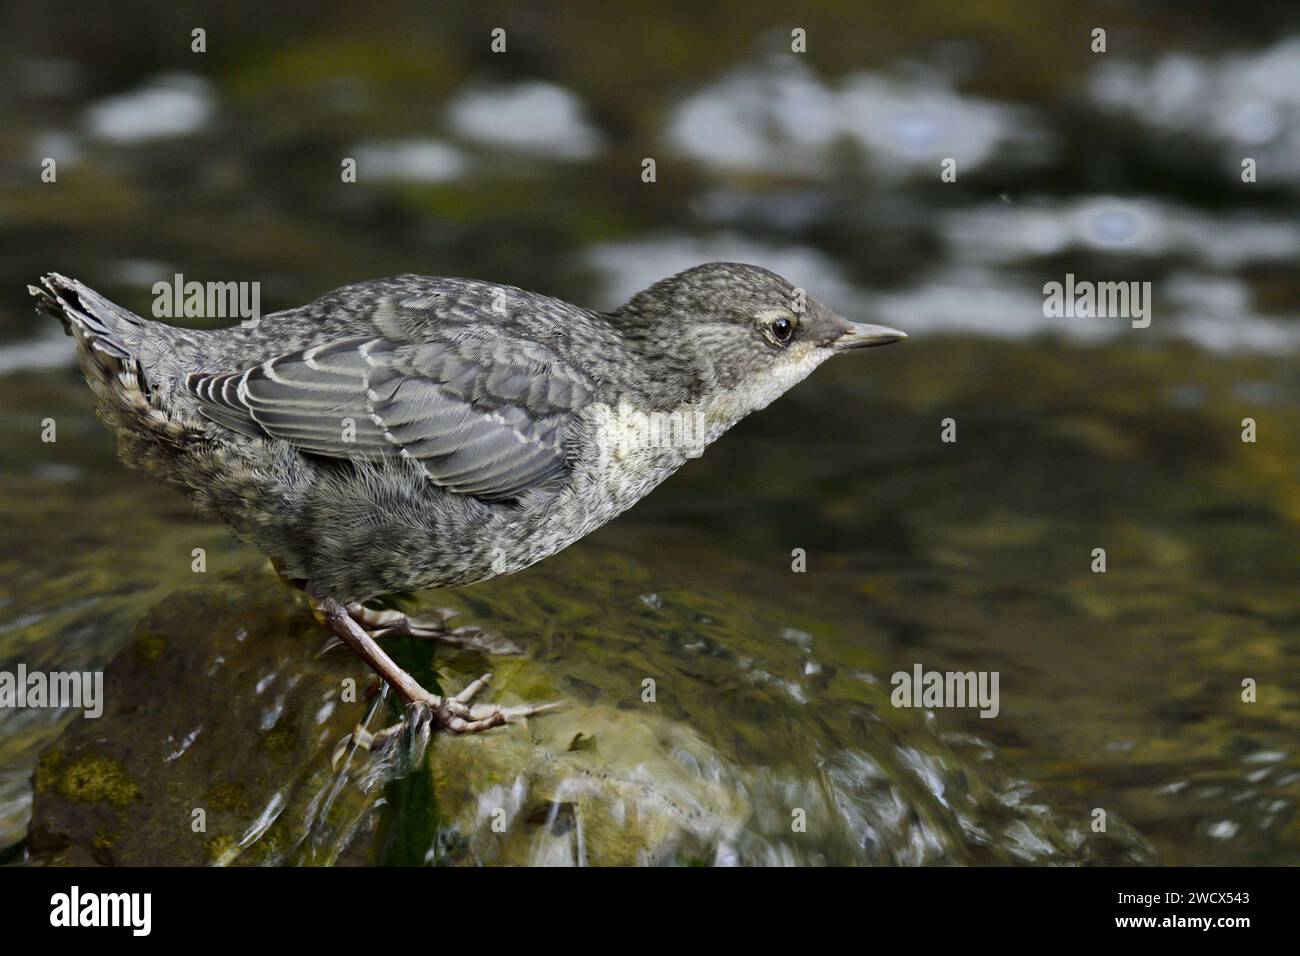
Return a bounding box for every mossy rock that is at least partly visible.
[24,554,1158,866]
[26,564,381,866]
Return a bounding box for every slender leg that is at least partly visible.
[320,598,429,704]
[314,596,560,760]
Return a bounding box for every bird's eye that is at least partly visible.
[770,316,795,344]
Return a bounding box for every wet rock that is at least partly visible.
[27,565,382,866]
[25,555,1158,866]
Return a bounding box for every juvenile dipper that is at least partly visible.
[32,264,904,746]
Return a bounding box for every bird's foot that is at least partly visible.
[345,602,521,654]
[332,672,562,768]
[316,595,559,771]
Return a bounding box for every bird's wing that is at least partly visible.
[186,332,594,502]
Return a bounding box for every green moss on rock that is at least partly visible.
[261,720,298,754]
[205,834,238,863]
[133,630,167,668]
[204,781,250,815]
[34,747,63,793]
[57,755,140,807]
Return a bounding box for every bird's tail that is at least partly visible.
[30,273,202,465]
[29,272,148,363]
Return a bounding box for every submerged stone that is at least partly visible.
[24,556,1156,866]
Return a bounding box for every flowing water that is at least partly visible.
[0,1,1297,865]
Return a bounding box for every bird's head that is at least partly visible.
[611,261,906,421]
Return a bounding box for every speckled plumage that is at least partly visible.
[32,263,904,605]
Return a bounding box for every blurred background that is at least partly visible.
[0,1,1297,866]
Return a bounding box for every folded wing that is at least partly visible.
[186,332,592,502]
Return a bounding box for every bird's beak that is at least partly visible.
[832,321,908,351]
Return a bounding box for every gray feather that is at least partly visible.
[187,329,593,502]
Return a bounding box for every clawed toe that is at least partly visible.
[319,596,558,771]
[345,602,521,654]
[452,672,492,703]
[430,673,564,734]
[331,669,563,768]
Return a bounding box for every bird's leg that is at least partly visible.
[318,598,428,705]
[344,601,521,654]
[314,597,559,759]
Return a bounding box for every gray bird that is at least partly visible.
[31,263,904,746]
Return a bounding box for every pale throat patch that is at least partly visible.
[696,344,829,425]
[592,344,830,468]
[586,328,835,488]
